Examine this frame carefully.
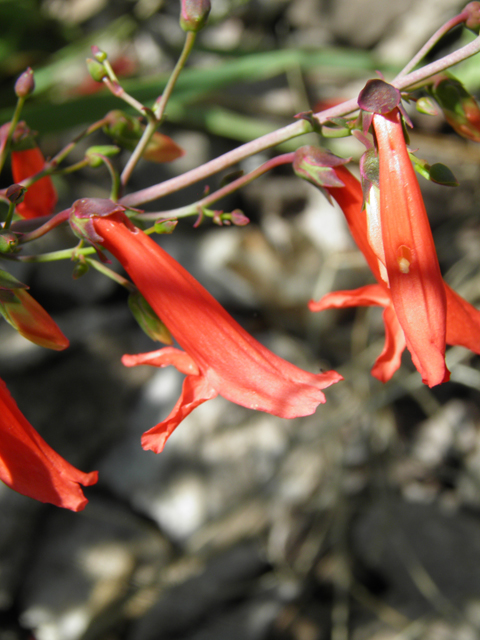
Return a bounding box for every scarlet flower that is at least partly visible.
[309,113,480,385]
[0,287,69,351]
[11,146,57,219]
[91,212,342,453]
[0,377,97,510]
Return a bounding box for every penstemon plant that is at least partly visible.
[1,0,480,511]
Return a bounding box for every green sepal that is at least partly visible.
[154,219,178,234]
[416,97,438,116]
[72,262,90,279]
[293,146,349,189]
[0,232,19,253]
[0,269,28,291]
[128,291,173,344]
[86,58,107,82]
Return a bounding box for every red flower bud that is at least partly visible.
[0,285,69,351]
[14,67,35,98]
[11,147,57,219]
[431,74,480,142]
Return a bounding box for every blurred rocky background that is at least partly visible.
[1,0,480,639]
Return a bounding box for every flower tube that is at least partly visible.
[308,157,480,385]
[372,108,448,386]
[88,210,342,453]
[0,378,97,510]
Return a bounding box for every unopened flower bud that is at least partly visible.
[0,232,19,253]
[416,97,438,116]
[128,291,173,344]
[154,219,178,234]
[86,58,107,83]
[230,209,250,226]
[91,45,108,62]
[431,74,480,142]
[14,68,35,98]
[0,270,27,291]
[180,0,211,32]
[465,2,480,31]
[6,183,27,204]
[72,262,90,279]
[103,110,184,163]
[0,282,69,350]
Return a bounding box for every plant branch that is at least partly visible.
[120,32,197,191]
[85,257,135,291]
[394,7,471,81]
[119,33,480,209]
[136,153,295,220]
[13,245,96,263]
[154,31,197,121]
[0,96,25,176]
[120,119,312,208]
[14,209,70,243]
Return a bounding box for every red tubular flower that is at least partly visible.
[309,128,480,385]
[11,147,57,219]
[91,213,342,453]
[373,109,448,386]
[0,378,97,510]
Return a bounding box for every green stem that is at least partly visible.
[394,9,470,81]
[85,257,135,291]
[3,201,16,230]
[49,117,110,168]
[15,245,96,263]
[16,208,70,243]
[90,154,120,200]
[120,116,158,190]
[154,31,197,121]
[120,31,197,190]
[0,96,25,176]
[102,77,146,115]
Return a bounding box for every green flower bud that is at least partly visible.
[85,145,120,167]
[128,291,173,344]
[0,232,19,253]
[154,219,178,234]
[86,58,107,83]
[91,45,108,62]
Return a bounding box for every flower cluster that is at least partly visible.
[2,7,480,513]
[306,95,480,387]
